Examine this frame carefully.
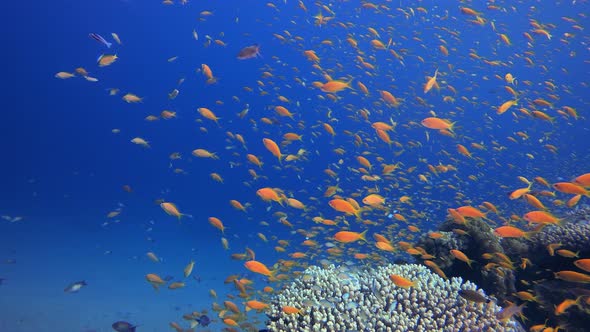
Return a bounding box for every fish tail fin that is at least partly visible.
[525,225,543,239]
[359,229,368,242]
[517,304,528,322]
[449,121,457,133]
[523,231,534,240]
[268,269,279,281]
[353,209,362,219]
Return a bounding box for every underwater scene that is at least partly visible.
[1,0,590,331]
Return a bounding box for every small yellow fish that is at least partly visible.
[184,260,195,278]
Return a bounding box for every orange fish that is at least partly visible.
[573,173,590,187]
[329,199,361,217]
[146,273,165,290]
[424,69,439,94]
[320,80,352,93]
[334,230,367,243]
[372,122,395,131]
[448,208,466,224]
[567,194,582,208]
[282,306,302,315]
[262,138,282,163]
[160,202,186,219]
[554,270,590,283]
[247,154,263,168]
[192,148,218,159]
[244,260,274,277]
[494,226,529,238]
[556,249,579,258]
[245,300,270,311]
[553,182,589,196]
[555,298,581,316]
[509,185,532,200]
[201,64,216,84]
[198,107,220,124]
[208,217,226,233]
[168,282,185,290]
[456,206,486,219]
[256,187,283,205]
[380,90,401,107]
[122,93,142,103]
[547,243,562,256]
[574,259,590,273]
[274,105,294,119]
[523,211,561,225]
[424,260,447,279]
[362,194,385,207]
[98,54,118,67]
[450,249,475,268]
[421,117,454,131]
[375,241,396,252]
[456,144,472,158]
[497,100,517,115]
[389,274,415,288]
[460,7,481,16]
[229,200,247,212]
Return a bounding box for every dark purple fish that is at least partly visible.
[89,33,112,48]
[196,314,210,326]
[237,44,261,60]
[112,321,137,332]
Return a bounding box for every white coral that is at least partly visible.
[266,264,520,332]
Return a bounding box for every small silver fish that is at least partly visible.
[64,280,87,293]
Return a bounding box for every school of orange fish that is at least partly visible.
[55,1,589,331]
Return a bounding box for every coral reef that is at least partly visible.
[529,221,590,254]
[506,206,590,332]
[265,264,521,332]
[416,217,516,303]
[416,204,590,332]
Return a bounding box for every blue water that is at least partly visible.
[1,0,589,331]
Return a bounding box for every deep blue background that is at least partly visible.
[0,0,589,331]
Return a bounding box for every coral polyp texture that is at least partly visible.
[265,264,521,332]
[530,217,590,253]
